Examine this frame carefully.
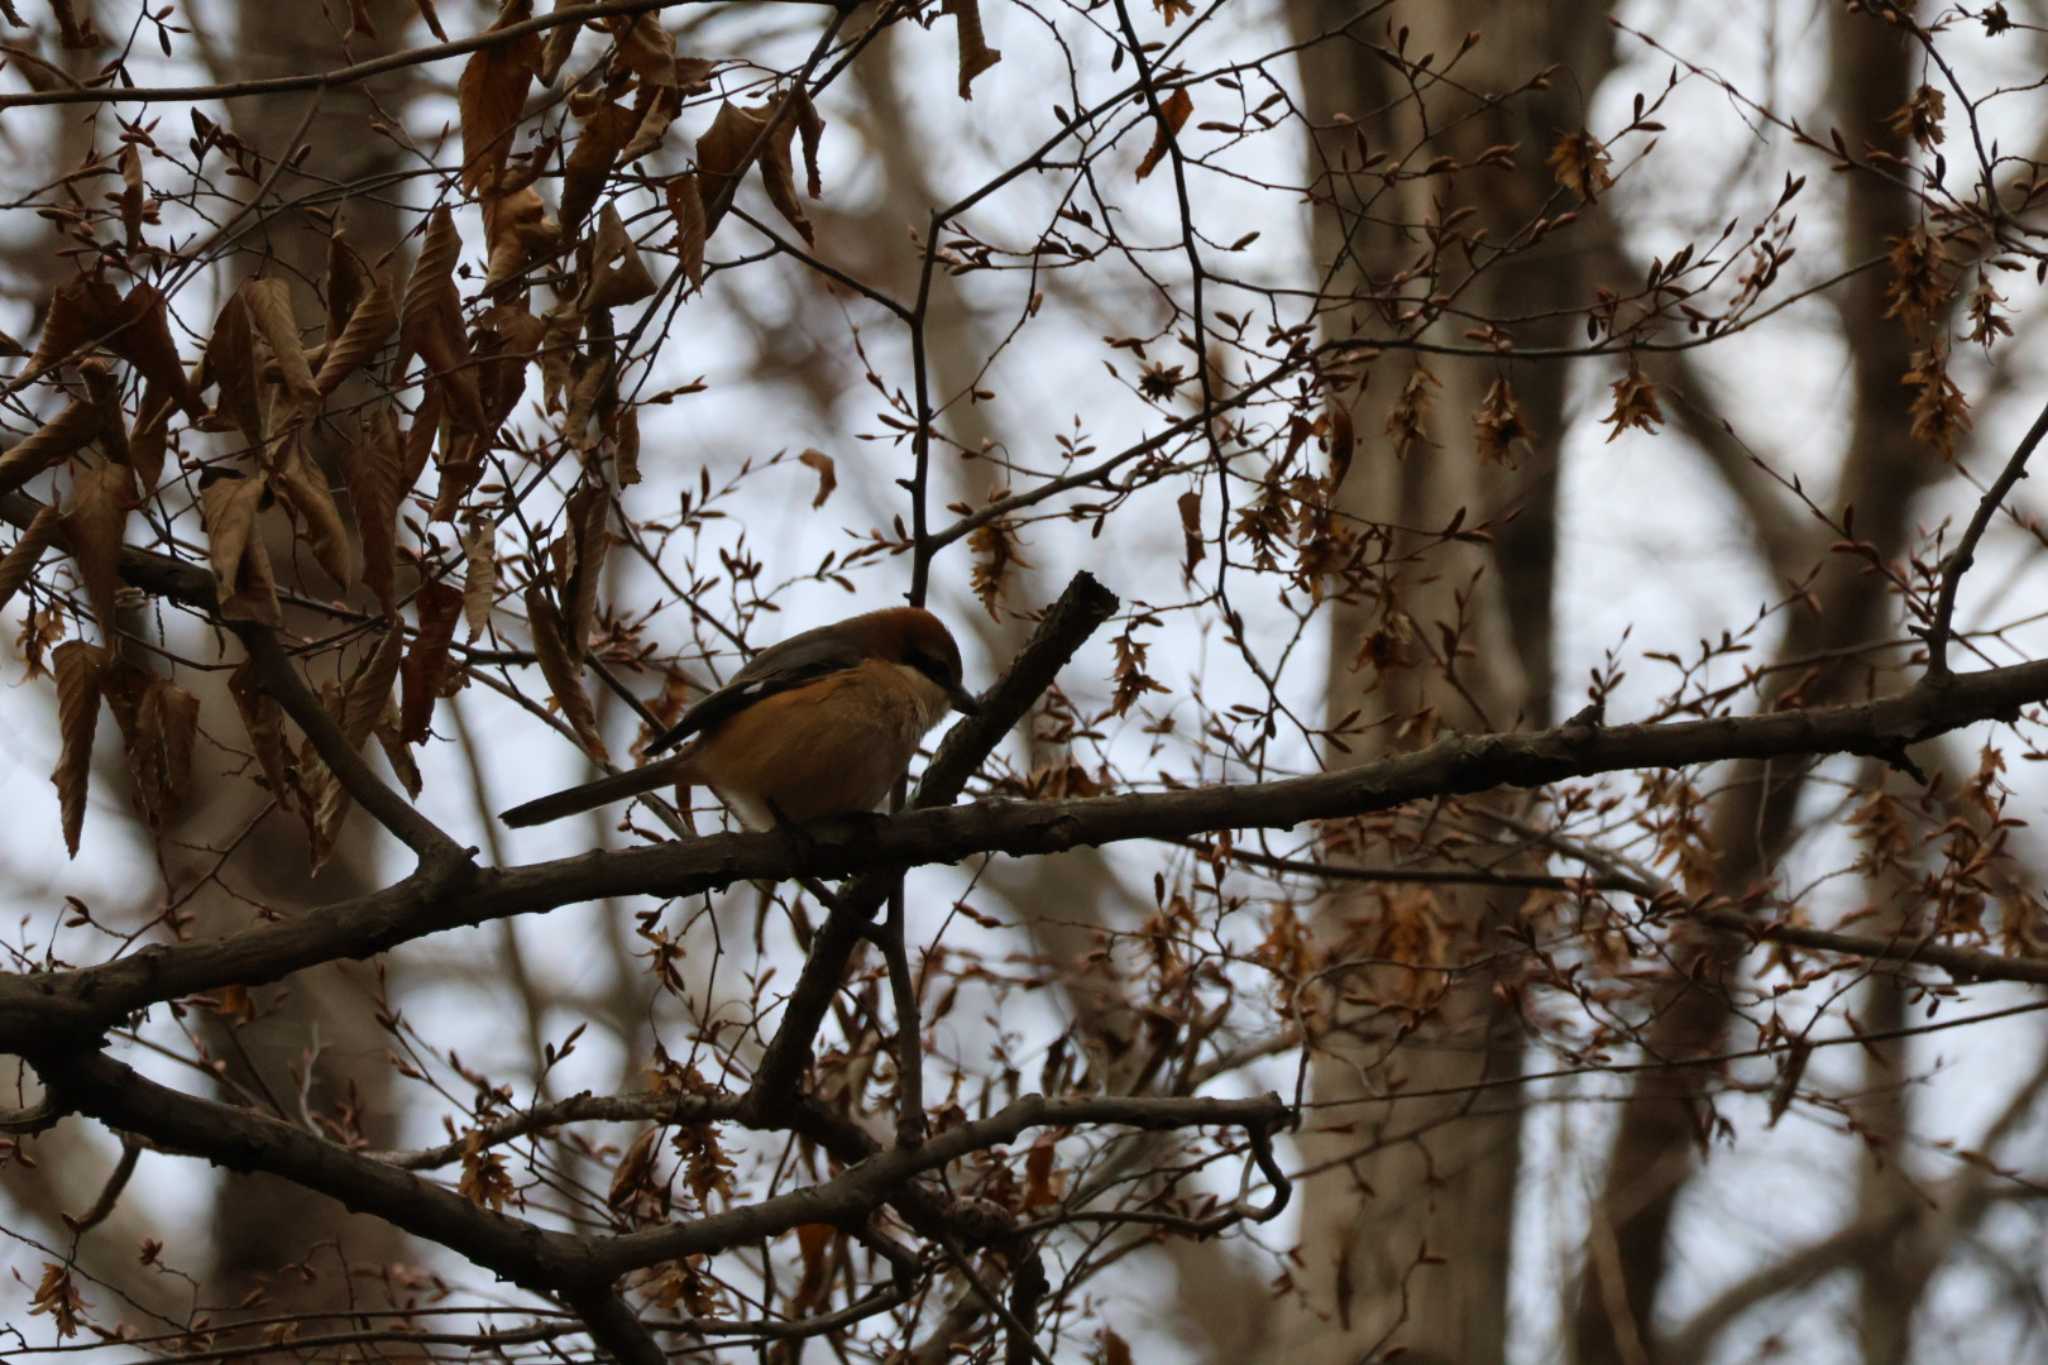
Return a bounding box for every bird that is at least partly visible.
[499,606,981,831]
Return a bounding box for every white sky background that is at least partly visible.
[4,0,2048,1360]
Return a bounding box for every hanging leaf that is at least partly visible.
[346,407,405,616]
[1136,88,1193,181]
[462,518,496,641]
[665,173,706,287]
[196,289,264,447]
[60,460,135,631]
[50,639,107,857]
[0,399,99,500]
[942,0,1001,100]
[483,185,561,291]
[580,203,657,313]
[560,100,637,238]
[797,448,836,508]
[127,675,200,830]
[273,436,353,589]
[242,277,319,409]
[695,95,820,246]
[314,269,397,398]
[229,657,296,808]
[199,469,282,626]
[526,582,608,761]
[564,479,610,657]
[0,503,61,614]
[401,578,464,743]
[396,206,486,433]
[457,0,541,195]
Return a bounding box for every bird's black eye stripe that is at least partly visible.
[907,650,949,683]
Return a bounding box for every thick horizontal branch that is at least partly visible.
[5,660,2047,1054]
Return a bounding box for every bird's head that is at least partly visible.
[873,607,980,716]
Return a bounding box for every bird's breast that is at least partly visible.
[683,659,952,828]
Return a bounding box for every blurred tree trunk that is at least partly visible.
[1573,10,1937,1362]
[1260,6,1614,1362]
[192,0,423,1307]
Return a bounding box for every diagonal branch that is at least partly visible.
[1926,392,2048,677]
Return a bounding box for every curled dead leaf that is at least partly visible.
[462,519,496,641]
[51,639,107,857]
[60,460,135,631]
[942,0,1001,100]
[665,173,706,287]
[796,448,836,508]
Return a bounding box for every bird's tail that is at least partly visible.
[499,763,687,828]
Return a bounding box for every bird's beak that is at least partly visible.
[948,684,982,716]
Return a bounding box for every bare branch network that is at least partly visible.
[3,0,2048,1360]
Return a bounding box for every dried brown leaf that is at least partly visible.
[397,206,486,432]
[968,514,1028,621]
[107,284,198,416]
[665,173,706,287]
[61,460,133,630]
[78,360,129,469]
[1136,88,1193,181]
[1176,488,1204,575]
[475,303,544,435]
[564,480,609,655]
[525,581,608,761]
[323,222,374,340]
[0,399,99,500]
[344,625,405,750]
[200,470,282,625]
[462,519,496,641]
[374,705,424,797]
[401,578,464,743]
[0,503,60,614]
[561,100,636,237]
[25,272,121,378]
[458,0,541,195]
[483,185,561,291]
[315,269,397,397]
[50,639,106,857]
[242,277,318,407]
[942,0,1001,99]
[580,203,657,313]
[347,407,405,616]
[796,448,836,508]
[229,657,295,808]
[274,437,352,589]
[1546,129,1612,202]
[118,142,143,252]
[537,0,583,83]
[696,97,814,245]
[1602,362,1665,443]
[129,676,199,829]
[412,0,447,41]
[198,290,264,447]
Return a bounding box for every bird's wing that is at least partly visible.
[644,624,868,754]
